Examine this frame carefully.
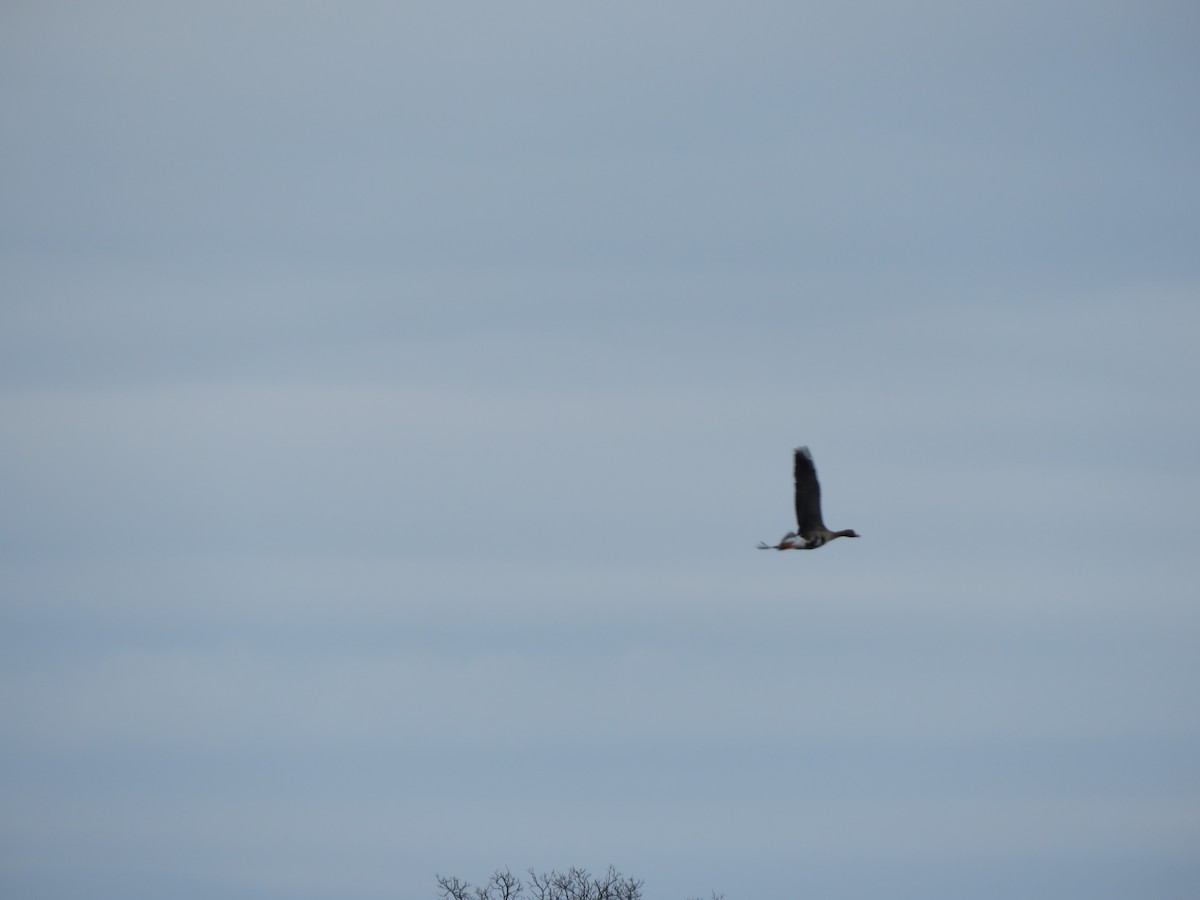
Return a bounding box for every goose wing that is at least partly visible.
[793,446,826,533]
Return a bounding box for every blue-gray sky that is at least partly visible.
[2,3,1198,898]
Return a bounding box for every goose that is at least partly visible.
[758,446,860,550]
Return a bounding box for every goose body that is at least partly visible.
[758,446,859,551]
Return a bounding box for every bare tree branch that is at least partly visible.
[438,865,684,900]
[436,874,473,900]
[491,868,523,900]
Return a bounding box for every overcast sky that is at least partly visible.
[2,3,1198,899]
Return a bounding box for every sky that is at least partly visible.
[2,2,1198,898]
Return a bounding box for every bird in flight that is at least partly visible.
[758,446,860,550]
